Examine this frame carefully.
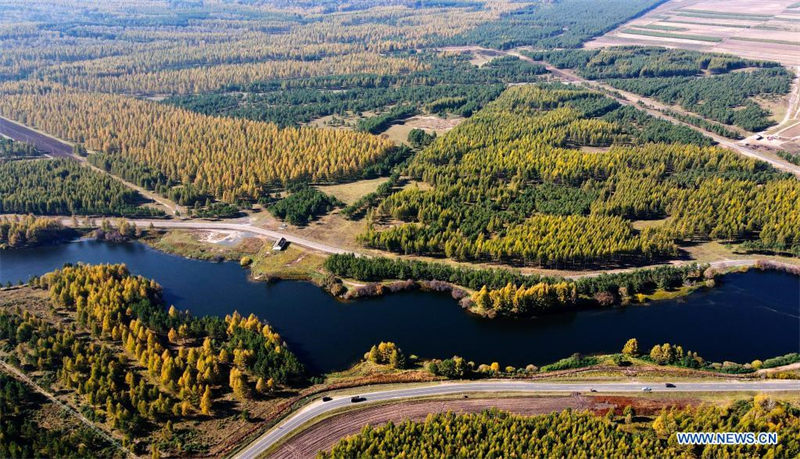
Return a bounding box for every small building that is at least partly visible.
[273,237,287,251]
[754,134,763,140]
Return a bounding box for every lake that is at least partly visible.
[1,239,798,373]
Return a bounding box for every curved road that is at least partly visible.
[58,217,354,255]
[234,380,800,459]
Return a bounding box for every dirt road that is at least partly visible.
[0,359,133,458]
[0,115,186,215]
[443,46,800,178]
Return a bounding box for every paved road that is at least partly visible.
[57,217,773,271]
[33,215,780,272]
[60,217,354,256]
[235,380,800,459]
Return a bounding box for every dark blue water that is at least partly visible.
[2,239,799,373]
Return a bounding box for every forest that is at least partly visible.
[527,47,792,132]
[0,158,162,217]
[0,264,306,453]
[268,186,342,226]
[445,0,664,49]
[166,54,546,128]
[0,373,120,458]
[0,91,394,203]
[323,398,799,457]
[362,84,799,267]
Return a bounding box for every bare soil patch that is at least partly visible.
[382,115,465,145]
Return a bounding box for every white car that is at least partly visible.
[641,386,652,392]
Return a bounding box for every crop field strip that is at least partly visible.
[621,28,723,42]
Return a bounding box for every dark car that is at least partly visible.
[322,396,332,402]
[665,383,676,388]
[351,396,366,403]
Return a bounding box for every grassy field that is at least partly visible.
[730,36,800,46]
[316,178,390,205]
[621,28,723,42]
[146,229,327,282]
[249,245,327,282]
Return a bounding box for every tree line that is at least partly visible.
[0,158,162,217]
[325,253,712,317]
[322,398,799,457]
[268,185,341,226]
[0,215,75,249]
[0,138,41,160]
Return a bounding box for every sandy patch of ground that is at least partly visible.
[249,210,368,252]
[781,121,800,137]
[381,115,464,145]
[197,229,250,246]
[305,111,376,131]
[405,115,465,132]
[580,145,613,153]
[468,49,504,67]
[381,123,417,145]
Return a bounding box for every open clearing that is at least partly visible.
[381,114,465,145]
[316,177,390,205]
[586,0,800,66]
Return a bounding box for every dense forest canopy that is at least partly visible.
[0,157,162,216]
[0,373,120,458]
[0,91,394,202]
[0,0,791,215]
[363,84,799,266]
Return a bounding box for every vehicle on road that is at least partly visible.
[590,388,597,393]
[665,383,676,388]
[641,386,652,392]
[322,396,332,402]
[351,396,366,403]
